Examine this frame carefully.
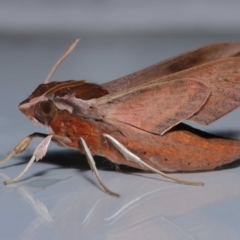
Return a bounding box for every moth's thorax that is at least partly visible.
[48,109,115,153]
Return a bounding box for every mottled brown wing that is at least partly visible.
[148,57,240,125]
[97,79,210,135]
[103,42,240,93]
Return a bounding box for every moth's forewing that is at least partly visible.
[150,57,240,125]
[103,42,240,93]
[101,55,240,127]
[95,79,210,135]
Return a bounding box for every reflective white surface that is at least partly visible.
[1,35,240,239]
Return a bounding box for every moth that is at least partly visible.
[2,39,240,197]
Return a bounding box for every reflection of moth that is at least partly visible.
[2,40,240,196]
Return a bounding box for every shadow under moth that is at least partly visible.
[2,39,240,196]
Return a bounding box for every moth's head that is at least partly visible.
[18,80,85,126]
[18,80,79,126]
[18,82,59,127]
[19,99,57,127]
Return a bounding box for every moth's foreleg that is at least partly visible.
[4,135,52,184]
[0,132,49,166]
[79,137,120,197]
[104,134,204,186]
[3,134,70,185]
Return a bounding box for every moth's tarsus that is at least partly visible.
[0,136,34,167]
[4,155,36,185]
[0,150,15,166]
[104,134,204,186]
[80,137,120,197]
[44,39,80,84]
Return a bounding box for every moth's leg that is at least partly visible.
[104,134,204,186]
[0,133,49,166]
[4,134,70,185]
[79,137,120,197]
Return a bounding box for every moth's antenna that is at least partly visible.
[44,39,80,84]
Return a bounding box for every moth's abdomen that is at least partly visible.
[104,123,240,172]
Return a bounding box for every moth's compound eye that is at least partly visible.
[34,100,57,124]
